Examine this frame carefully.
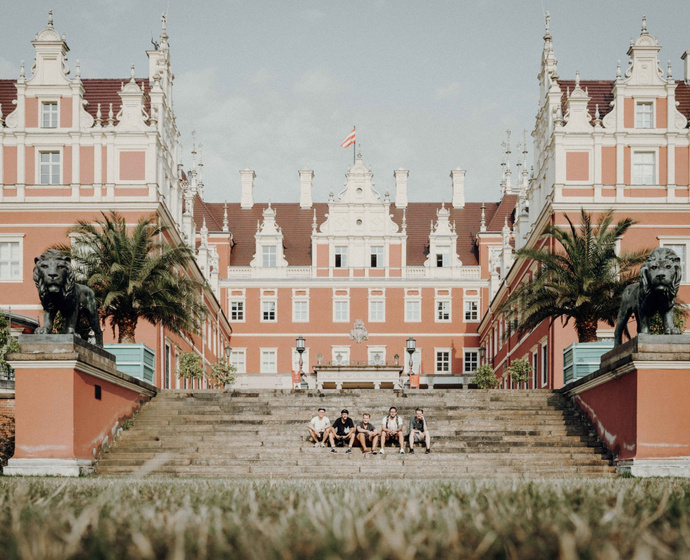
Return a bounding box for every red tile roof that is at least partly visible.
[0,78,151,123]
[195,198,517,268]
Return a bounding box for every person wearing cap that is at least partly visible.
[307,407,331,447]
[328,409,355,453]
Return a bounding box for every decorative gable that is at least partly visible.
[250,203,288,270]
[424,203,462,270]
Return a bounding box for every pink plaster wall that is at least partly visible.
[624,146,631,185]
[25,146,34,185]
[3,146,17,184]
[566,152,589,181]
[602,146,616,185]
[25,98,38,128]
[119,151,146,181]
[60,97,72,128]
[675,147,689,186]
[624,98,634,128]
[656,97,667,128]
[659,146,667,185]
[80,146,94,185]
[102,146,107,184]
[63,146,72,184]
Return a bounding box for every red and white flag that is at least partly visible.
[341,127,356,148]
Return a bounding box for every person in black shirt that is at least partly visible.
[329,409,355,453]
[408,408,431,454]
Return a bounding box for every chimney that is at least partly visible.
[450,168,465,209]
[240,168,255,209]
[299,168,314,209]
[683,51,690,83]
[394,168,408,208]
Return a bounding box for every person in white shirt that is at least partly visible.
[381,406,405,454]
[308,407,331,447]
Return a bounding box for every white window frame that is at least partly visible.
[332,346,350,366]
[369,299,385,322]
[658,239,689,284]
[41,101,58,128]
[260,348,277,374]
[532,350,539,390]
[635,101,653,129]
[541,343,548,387]
[0,234,23,282]
[464,300,479,322]
[367,346,386,366]
[262,245,277,268]
[404,298,421,322]
[229,299,245,322]
[333,298,349,323]
[435,349,452,373]
[370,246,384,268]
[334,246,348,268]
[436,299,451,322]
[261,299,277,322]
[230,348,246,374]
[463,350,479,374]
[435,247,450,268]
[39,150,61,185]
[632,151,656,185]
[292,298,309,322]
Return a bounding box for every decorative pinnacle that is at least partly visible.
[641,15,647,33]
[75,60,81,78]
[480,203,486,232]
[668,60,673,79]
[616,60,622,78]
[544,11,550,33]
[19,60,25,79]
[575,70,580,87]
[47,10,53,28]
[130,64,136,82]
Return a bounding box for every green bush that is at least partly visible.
[648,305,687,335]
[472,364,499,389]
[177,352,204,380]
[0,313,19,377]
[508,358,532,385]
[206,358,236,389]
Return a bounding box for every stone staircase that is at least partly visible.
[96,389,615,478]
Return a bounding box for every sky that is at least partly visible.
[2,2,688,204]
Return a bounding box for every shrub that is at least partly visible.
[472,364,499,389]
[0,415,15,466]
[648,306,687,335]
[508,358,532,385]
[206,358,236,389]
[177,352,204,380]
[0,313,19,377]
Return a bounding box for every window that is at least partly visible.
[332,347,350,365]
[660,242,688,281]
[435,350,451,373]
[293,299,309,322]
[369,300,385,322]
[405,299,421,322]
[0,240,21,281]
[635,102,653,128]
[436,247,449,268]
[261,300,276,322]
[333,299,349,322]
[164,342,171,390]
[464,300,479,321]
[230,300,244,321]
[632,152,655,185]
[260,349,277,373]
[368,347,385,366]
[41,102,58,128]
[334,246,348,268]
[541,344,548,387]
[463,351,478,374]
[230,349,246,374]
[436,300,451,322]
[532,351,539,389]
[262,246,276,267]
[40,151,60,184]
[370,246,384,268]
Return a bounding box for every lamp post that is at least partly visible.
[478,346,486,365]
[296,336,307,389]
[406,336,416,385]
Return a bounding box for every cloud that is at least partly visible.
[292,68,349,98]
[434,82,463,100]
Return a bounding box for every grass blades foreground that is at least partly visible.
[0,477,689,559]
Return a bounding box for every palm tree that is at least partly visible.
[57,212,205,343]
[500,209,647,343]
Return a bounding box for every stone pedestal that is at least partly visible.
[562,334,690,477]
[4,335,156,476]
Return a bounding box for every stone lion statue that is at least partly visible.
[614,247,683,346]
[33,249,103,347]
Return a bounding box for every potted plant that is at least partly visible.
[206,358,236,389]
[472,364,499,389]
[507,359,532,388]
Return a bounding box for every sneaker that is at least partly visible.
[314,442,320,448]
[321,442,326,447]
[331,448,336,454]
[372,451,378,455]
[364,449,371,454]
[399,448,405,454]
[408,449,414,454]
[346,448,352,454]
[379,449,385,455]
[425,449,431,454]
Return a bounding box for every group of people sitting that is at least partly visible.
[307,406,431,455]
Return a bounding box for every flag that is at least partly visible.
[341,127,356,148]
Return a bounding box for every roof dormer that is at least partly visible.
[624,16,665,87]
[27,11,71,87]
[337,152,381,204]
[250,203,288,270]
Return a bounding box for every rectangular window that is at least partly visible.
[293,300,309,322]
[230,300,244,321]
[635,102,653,128]
[463,351,478,374]
[40,151,61,185]
[333,300,349,322]
[436,300,451,322]
[262,246,276,267]
[532,352,539,389]
[334,246,348,268]
[370,246,384,268]
[332,347,350,366]
[41,102,58,128]
[230,349,246,374]
[0,241,21,281]
[260,349,277,373]
[164,343,171,390]
[541,344,548,387]
[405,300,421,322]
[369,300,385,322]
[660,243,687,280]
[464,300,479,321]
[436,248,449,268]
[368,347,385,366]
[435,350,451,373]
[632,152,656,185]
[261,300,276,322]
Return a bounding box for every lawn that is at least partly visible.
[0,477,688,559]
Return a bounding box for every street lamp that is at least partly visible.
[296,336,307,389]
[406,336,416,376]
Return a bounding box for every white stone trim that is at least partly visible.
[616,458,690,478]
[4,458,94,477]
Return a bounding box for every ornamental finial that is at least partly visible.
[616,60,622,78]
[641,15,647,33]
[48,10,54,28]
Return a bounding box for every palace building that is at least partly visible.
[1,13,688,391]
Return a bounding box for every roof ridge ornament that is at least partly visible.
[47,10,54,28]
[641,15,647,34]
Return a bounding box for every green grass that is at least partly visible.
[0,478,689,559]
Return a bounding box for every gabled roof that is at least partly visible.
[194,196,517,267]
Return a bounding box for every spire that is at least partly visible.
[540,11,559,93]
[312,209,317,234]
[160,12,169,51]
[480,203,486,232]
[200,217,209,249]
[504,130,513,194]
[223,202,229,232]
